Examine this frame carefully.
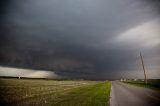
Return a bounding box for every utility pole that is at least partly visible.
[140,52,147,84]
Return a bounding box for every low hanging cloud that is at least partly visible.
[0,0,160,79]
[0,66,61,79]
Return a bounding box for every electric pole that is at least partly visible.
[140,52,147,84]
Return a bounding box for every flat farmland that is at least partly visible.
[122,79,160,90]
[0,78,111,106]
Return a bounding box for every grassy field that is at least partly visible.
[0,78,111,106]
[121,79,160,90]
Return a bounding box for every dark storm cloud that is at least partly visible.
[0,0,160,79]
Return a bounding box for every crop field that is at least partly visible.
[0,78,111,106]
[122,79,160,90]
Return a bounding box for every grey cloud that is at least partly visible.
[0,0,160,79]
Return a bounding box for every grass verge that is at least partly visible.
[121,79,160,90]
[51,81,111,106]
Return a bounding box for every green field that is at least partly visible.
[121,79,160,90]
[0,79,111,106]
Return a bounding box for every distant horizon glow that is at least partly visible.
[0,66,61,79]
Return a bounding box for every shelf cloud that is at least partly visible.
[0,0,160,79]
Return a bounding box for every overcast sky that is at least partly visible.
[0,0,160,80]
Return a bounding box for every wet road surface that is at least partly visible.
[110,81,160,106]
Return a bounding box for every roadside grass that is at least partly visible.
[0,79,111,106]
[50,81,111,106]
[121,79,160,90]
